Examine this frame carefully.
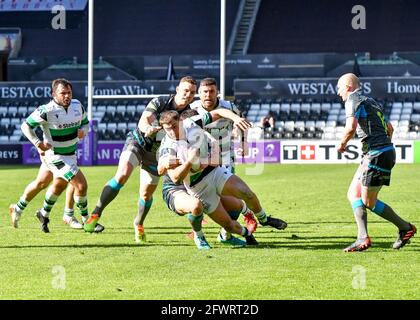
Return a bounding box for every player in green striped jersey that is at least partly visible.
[19,79,91,233]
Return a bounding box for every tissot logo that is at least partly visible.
[301,145,315,160]
[283,145,298,160]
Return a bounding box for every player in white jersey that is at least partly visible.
[19,79,91,233]
[158,109,257,249]
[159,110,283,245]
[191,78,288,236]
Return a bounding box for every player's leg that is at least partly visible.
[172,191,210,249]
[221,171,287,230]
[362,149,415,249]
[36,154,80,233]
[343,164,371,252]
[10,163,52,228]
[85,148,137,232]
[36,176,68,233]
[62,183,83,229]
[132,168,160,242]
[208,201,252,246]
[217,195,257,246]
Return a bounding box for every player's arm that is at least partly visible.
[209,108,251,131]
[157,155,181,176]
[157,145,181,175]
[21,107,51,154]
[139,98,164,137]
[338,116,357,153]
[386,121,394,139]
[138,110,162,137]
[166,148,199,184]
[78,102,90,139]
[234,127,249,157]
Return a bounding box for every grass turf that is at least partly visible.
[0,164,418,300]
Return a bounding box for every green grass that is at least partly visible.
[0,164,419,300]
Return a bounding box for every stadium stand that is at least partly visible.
[0,0,419,144]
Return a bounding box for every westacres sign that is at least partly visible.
[234,77,420,100]
[280,140,415,164]
[0,80,180,101]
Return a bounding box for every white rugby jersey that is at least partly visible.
[26,99,89,155]
[159,115,214,188]
[190,99,240,165]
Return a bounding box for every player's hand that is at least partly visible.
[337,142,346,153]
[37,142,52,156]
[77,129,86,139]
[145,125,162,137]
[187,147,199,163]
[162,156,181,169]
[233,118,252,131]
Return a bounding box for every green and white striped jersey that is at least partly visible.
[26,99,89,155]
[190,99,240,166]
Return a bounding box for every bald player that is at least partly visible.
[336,73,416,252]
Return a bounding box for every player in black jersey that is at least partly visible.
[337,73,416,252]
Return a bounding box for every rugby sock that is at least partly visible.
[239,200,248,216]
[15,197,28,214]
[92,178,124,216]
[63,208,74,217]
[228,209,241,221]
[41,190,59,218]
[255,209,268,224]
[352,199,368,239]
[134,198,153,226]
[74,195,88,216]
[187,213,204,237]
[370,200,411,230]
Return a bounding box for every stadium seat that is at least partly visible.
[117,123,128,132]
[280,103,290,113]
[126,105,136,114]
[9,135,21,142]
[127,122,137,131]
[413,102,420,113]
[107,123,117,132]
[315,120,326,130]
[326,120,337,128]
[270,103,280,113]
[400,114,411,121]
[98,123,107,133]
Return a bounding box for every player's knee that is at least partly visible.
[36,180,49,190]
[190,199,203,215]
[139,190,154,201]
[362,198,375,210]
[347,191,356,203]
[115,169,131,184]
[72,180,87,195]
